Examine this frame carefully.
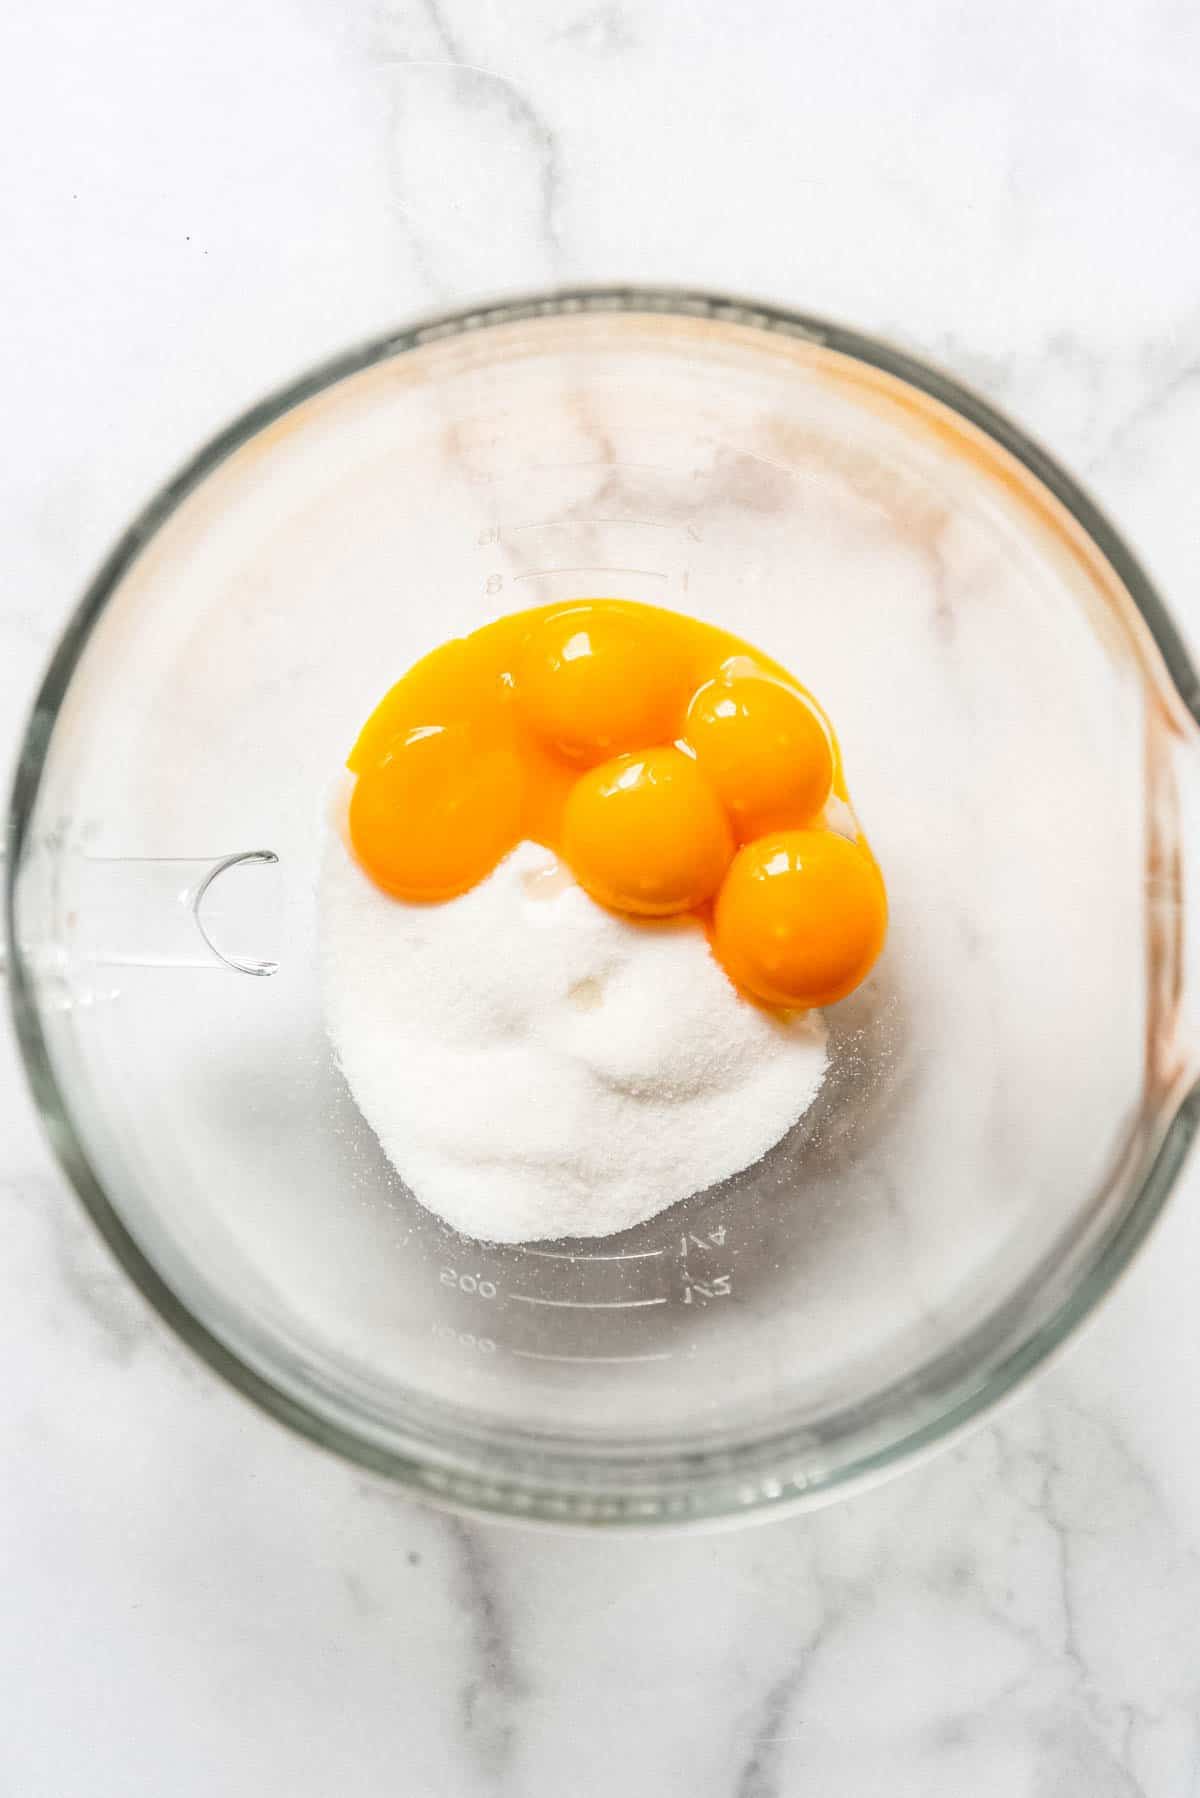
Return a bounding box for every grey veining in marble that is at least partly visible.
[4,0,1200,1793]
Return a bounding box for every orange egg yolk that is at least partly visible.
[714,831,888,1009]
[514,606,688,765]
[562,747,735,916]
[685,672,834,842]
[345,600,887,1010]
[348,722,522,902]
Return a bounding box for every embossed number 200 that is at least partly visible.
[440,1267,498,1299]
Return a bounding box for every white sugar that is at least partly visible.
[320,837,828,1243]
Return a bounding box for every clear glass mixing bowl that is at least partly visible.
[7,290,1200,1526]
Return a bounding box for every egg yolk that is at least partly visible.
[346,599,887,1011]
[347,637,510,777]
[685,672,834,841]
[514,605,689,765]
[714,830,888,1009]
[562,747,734,916]
[349,722,522,901]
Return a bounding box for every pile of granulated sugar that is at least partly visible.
[320,838,828,1243]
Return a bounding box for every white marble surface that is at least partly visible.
[4,2,1200,1792]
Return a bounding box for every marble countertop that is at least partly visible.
[5,2,1200,1792]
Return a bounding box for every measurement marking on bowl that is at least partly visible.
[512,565,668,583]
[521,1247,665,1261]
[507,1293,669,1309]
[710,438,803,483]
[511,1349,672,1364]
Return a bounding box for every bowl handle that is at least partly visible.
[4,848,281,985]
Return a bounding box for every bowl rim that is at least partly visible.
[7,284,1200,1529]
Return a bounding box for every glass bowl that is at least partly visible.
[7,289,1200,1527]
